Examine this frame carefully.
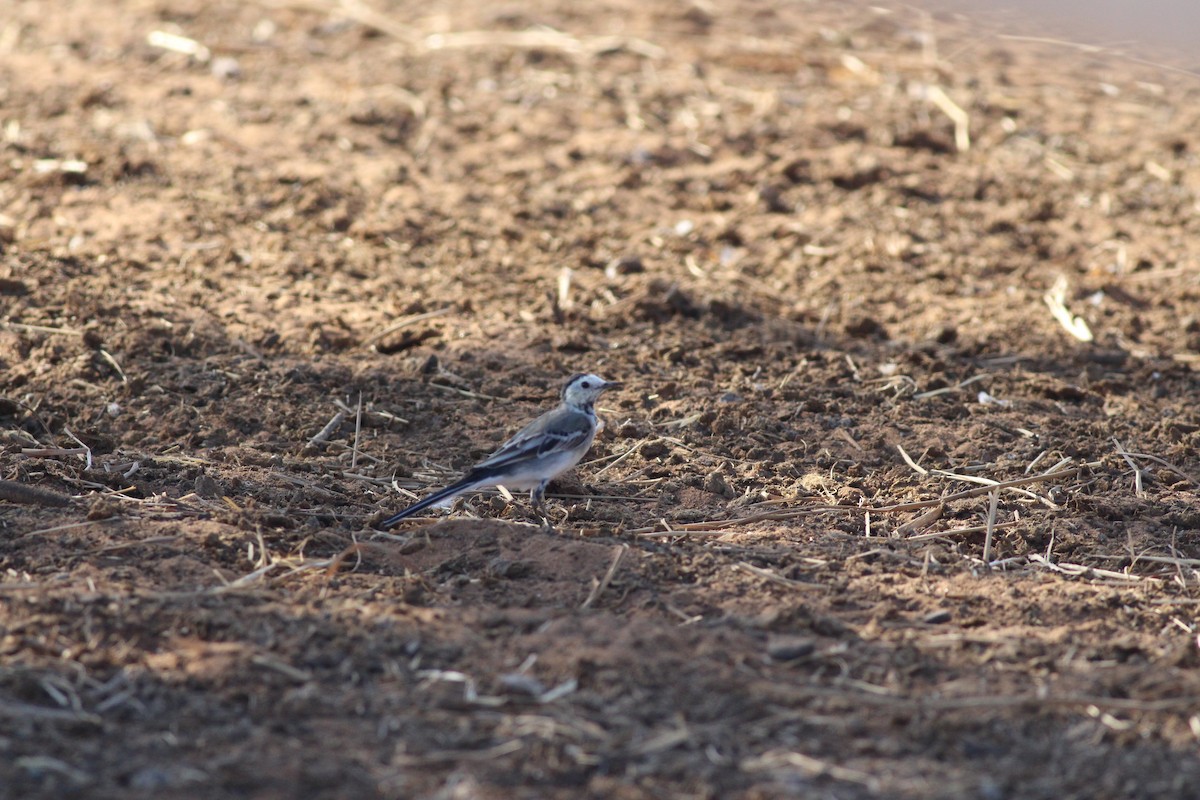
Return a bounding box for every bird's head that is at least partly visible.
[561,372,619,410]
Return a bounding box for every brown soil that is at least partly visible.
[3,1,1200,797]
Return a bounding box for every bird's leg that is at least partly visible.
[530,481,554,531]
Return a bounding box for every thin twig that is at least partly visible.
[896,444,928,475]
[1092,553,1200,568]
[361,306,453,349]
[334,398,409,427]
[21,519,116,538]
[428,382,505,401]
[351,391,364,469]
[1112,438,1146,497]
[904,520,1020,543]
[1027,554,1162,583]
[580,544,628,609]
[1025,449,1049,474]
[1113,449,1197,485]
[742,751,879,790]
[250,654,313,682]
[20,446,88,459]
[627,466,1084,536]
[735,562,824,591]
[913,373,990,400]
[998,33,1200,80]
[919,84,970,152]
[422,29,665,59]
[1044,275,1094,342]
[928,468,1058,508]
[0,321,83,336]
[62,428,93,470]
[981,488,1000,566]
[894,502,943,536]
[308,410,347,448]
[592,437,656,478]
[98,349,128,383]
[0,699,102,725]
[94,535,184,553]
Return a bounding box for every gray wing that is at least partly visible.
[472,408,594,472]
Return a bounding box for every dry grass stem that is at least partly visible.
[912,373,990,400]
[628,465,1079,536]
[20,445,89,459]
[921,84,970,152]
[835,427,863,452]
[325,541,371,576]
[98,349,128,383]
[581,544,628,609]
[1113,438,1196,486]
[62,428,93,470]
[351,392,364,469]
[0,698,103,725]
[390,740,524,766]
[308,410,347,447]
[278,0,421,46]
[842,466,1082,514]
[342,472,393,485]
[894,502,943,535]
[552,492,658,503]
[147,29,211,61]
[1111,437,1152,497]
[0,320,83,337]
[1044,275,1094,342]
[1027,554,1162,584]
[590,437,655,478]
[1093,553,1200,568]
[428,382,504,401]
[636,528,739,539]
[981,488,1000,565]
[998,33,1200,79]
[22,519,115,538]
[928,469,1058,508]
[333,398,409,427]
[629,508,824,536]
[743,750,880,790]
[904,520,1019,543]
[735,562,824,591]
[422,29,664,60]
[250,654,313,682]
[362,306,453,348]
[1025,449,1049,474]
[94,535,184,553]
[896,444,928,475]
[557,267,574,313]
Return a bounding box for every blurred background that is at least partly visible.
[930,0,1199,63]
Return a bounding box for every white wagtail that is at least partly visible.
[379,373,619,528]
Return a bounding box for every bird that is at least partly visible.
[378,372,619,529]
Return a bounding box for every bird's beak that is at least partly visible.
[602,380,623,391]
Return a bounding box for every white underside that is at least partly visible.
[428,449,586,509]
[488,448,585,492]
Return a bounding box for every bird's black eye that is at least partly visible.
[580,381,592,389]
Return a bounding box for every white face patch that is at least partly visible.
[563,373,610,407]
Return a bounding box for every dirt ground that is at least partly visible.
[3,0,1200,797]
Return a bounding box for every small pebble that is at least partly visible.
[211,56,241,81]
[767,636,815,661]
[499,673,545,698]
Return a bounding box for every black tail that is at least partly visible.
[378,475,481,529]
